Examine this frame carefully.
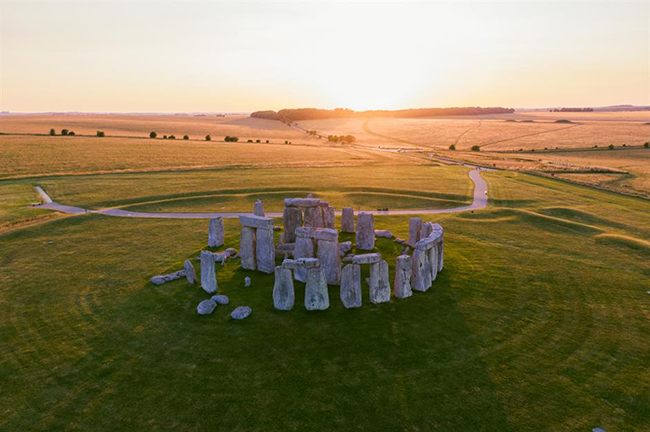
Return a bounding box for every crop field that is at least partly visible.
[1,114,650,431]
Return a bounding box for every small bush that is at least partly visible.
[96,131,105,137]
[68,131,75,136]
[49,128,56,136]
[622,144,627,147]
[205,135,211,141]
[169,135,176,140]
[61,129,69,136]
[183,135,189,140]
[285,140,288,144]
[608,144,614,150]
[448,144,456,150]
[644,142,649,148]
[224,136,238,142]
[265,140,269,143]
[163,135,168,139]
[471,145,480,152]
[256,139,261,143]
[247,139,253,143]
[554,119,573,124]
[150,132,157,138]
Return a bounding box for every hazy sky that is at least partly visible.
[1,1,648,112]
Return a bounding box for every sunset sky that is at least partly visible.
[1,1,648,112]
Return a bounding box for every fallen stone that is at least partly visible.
[231,306,252,320]
[150,276,166,285]
[283,206,302,243]
[273,266,295,310]
[341,207,355,233]
[254,199,265,217]
[211,294,230,305]
[239,226,256,270]
[284,198,320,208]
[340,264,362,308]
[197,299,217,315]
[408,217,422,247]
[239,214,274,230]
[353,253,381,265]
[394,255,412,299]
[305,267,329,310]
[369,260,391,304]
[356,213,375,250]
[395,238,407,245]
[184,260,197,284]
[225,248,237,257]
[339,241,352,255]
[244,276,251,287]
[342,254,355,263]
[200,251,218,293]
[208,217,225,248]
[375,229,393,238]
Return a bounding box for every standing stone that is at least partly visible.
[273,266,295,310]
[369,260,391,304]
[340,264,362,308]
[294,228,314,282]
[244,276,251,287]
[184,259,197,285]
[239,226,256,270]
[305,266,329,310]
[341,207,355,233]
[208,217,225,248]
[283,206,302,243]
[408,217,422,247]
[255,228,275,274]
[356,213,375,251]
[420,221,433,240]
[304,206,324,228]
[317,238,341,285]
[323,206,335,229]
[394,255,412,299]
[254,199,265,217]
[200,250,218,293]
[411,249,428,292]
[428,245,438,282]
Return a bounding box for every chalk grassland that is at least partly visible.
[1,171,649,431]
[0,114,311,142]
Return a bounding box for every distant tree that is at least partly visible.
[96,131,105,137]
[285,140,289,144]
[224,136,239,142]
[256,139,261,143]
[150,131,157,138]
[608,144,614,150]
[61,129,69,136]
[266,140,269,143]
[471,145,480,152]
[448,144,456,150]
[183,135,189,140]
[169,135,176,139]
[205,135,211,141]
[68,131,75,136]
[644,142,649,148]
[49,128,56,136]
[622,143,627,147]
[247,139,253,143]
[163,135,168,139]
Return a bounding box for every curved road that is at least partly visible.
[33,168,488,219]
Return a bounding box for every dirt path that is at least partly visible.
[32,168,488,219]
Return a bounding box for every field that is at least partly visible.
[1,114,650,431]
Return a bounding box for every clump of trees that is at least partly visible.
[61,129,69,136]
[68,131,75,136]
[448,144,456,150]
[256,139,261,143]
[169,135,176,140]
[644,142,649,148]
[471,145,480,152]
[608,144,615,150]
[205,135,211,141]
[96,131,105,137]
[50,128,56,136]
[150,132,157,138]
[183,135,189,140]
[224,136,238,142]
[327,135,356,143]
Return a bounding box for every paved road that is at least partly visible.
[33,168,488,219]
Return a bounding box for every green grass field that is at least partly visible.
[2,167,649,431]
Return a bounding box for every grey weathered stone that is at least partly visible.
[213,252,229,265]
[231,306,252,320]
[211,294,230,305]
[305,266,329,310]
[340,264,362,308]
[341,207,355,233]
[239,226,256,270]
[411,249,432,292]
[273,266,295,310]
[184,260,197,284]
[225,247,237,257]
[311,228,338,242]
[394,255,412,299]
[284,198,320,207]
[282,206,302,243]
[339,241,352,255]
[369,260,391,304]
[428,245,438,282]
[317,238,341,285]
[432,223,444,271]
[150,276,166,285]
[416,235,437,250]
[323,206,335,229]
[420,221,433,239]
[304,206,324,228]
[293,235,314,282]
[150,270,185,285]
[297,257,319,268]
[255,227,275,274]
[200,250,218,293]
[295,226,312,238]
[408,217,422,247]
[254,199,265,217]
[356,213,375,250]
[244,276,251,287]
[197,299,217,315]
[208,217,225,248]
[395,238,407,245]
[375,229,393,238]
[342,254,355,263]
[353,253,381,265]
[239,214,274,230]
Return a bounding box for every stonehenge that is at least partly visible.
[340,264,362,308]
[273,265,295,310]
[411,221,444,291]
[292,226,341,285]
[394,255,412,299]
[408,217,422,247]
[283,196,336,232]
[283,206,302,243]
[238,214,275,274]
[208,217,225,248]
[341,207,355,233]
[356,213,375,250]
[368,258,391,304]
[305,265,329,310]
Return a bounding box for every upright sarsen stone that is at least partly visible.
[200,250,218,293]
[273,266,295,310]
[317,236,341,285]
[240,226,256,270]
[294,228,314,282]
[208,217,224,248]
[356,213,375,250]
[323,206,335,229]
[255,228,275,274]
[304,206,324,228]
[394,255,412,299]
[340,264,362,308]
[305,266,329,310]
[341,207,355,233]
[411,248,427,292]
[408,217,422,247]
[184,259,197,285]
[254,199,265,217]
[369,260,391,304]
[283,206,302,243]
